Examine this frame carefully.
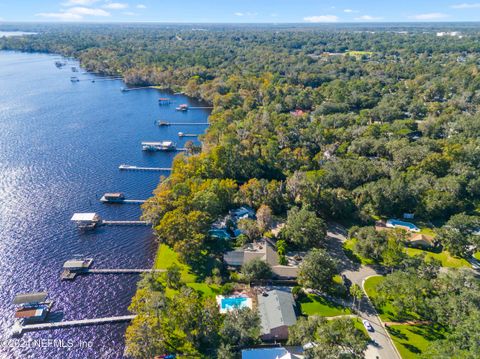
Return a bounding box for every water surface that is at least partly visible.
[0,51,209,358]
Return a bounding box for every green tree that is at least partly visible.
[350,284,364,311]
[436,213,480,257]
[297,249,338,292]
[281,207,327,249]
[219,308,261,351]
[241,258,272,283]
[237,218,261,242]
[164,264,182,289]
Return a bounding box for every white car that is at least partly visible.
[363,319,374,332]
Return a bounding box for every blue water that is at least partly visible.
[387,219,419,231]
[221,297,248,310]
[0,51,210,358]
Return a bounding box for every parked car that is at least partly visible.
[363,319,374,332]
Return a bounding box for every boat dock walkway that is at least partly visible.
[119,164,172,172]
[121,86,154,92]
[87,268,166,274]
[100,197,146,204]
[101,220,149,226]
[157,122,209,126]
[12,315,136,336]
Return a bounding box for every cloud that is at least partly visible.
[103,2,129,9]
[36,6,110,21]
[234,12,257,17]
[344,9,358,13]
[303,15,339,23]
[136,4,146,9]
[355,15,383,21]
[409,12,449,20]
[62,0,99,5]
[36,12,83,20]
[451,3,480,8]
[69,6,110,16]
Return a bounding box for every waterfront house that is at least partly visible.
[407,233,434,248]
[224,240,300,278]
[257,289,297,341]
[231,206,256,221]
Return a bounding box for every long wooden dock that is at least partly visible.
[13,315,136,335]
[101,220,149,226]
[119,164,172,172]
[157,121,209,126]
[87,268,166,274]
[100,197,146,204]
[121,86,153,92]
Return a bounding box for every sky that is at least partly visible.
[1,0,480,23]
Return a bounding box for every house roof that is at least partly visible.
[63,260,88,269]
[257,289,297,335]
[71,213,99,222]
[13,292,48,305]
[224,250,245,266]
[409,234,434,245]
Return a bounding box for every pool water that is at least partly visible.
[221,297,248,310]
[388,219,419,231]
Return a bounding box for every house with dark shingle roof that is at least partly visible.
[257,289,297,341]
[223,240,299,278]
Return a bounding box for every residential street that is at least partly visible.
[326,224,401,359]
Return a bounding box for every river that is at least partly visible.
[0,51,210,358]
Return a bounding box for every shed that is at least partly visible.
[71,213,100,222]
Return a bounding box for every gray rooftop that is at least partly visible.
[13,292,48,305]
[257,289,297,335]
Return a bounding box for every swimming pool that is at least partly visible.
[221,297,249,310]
[387,219,420,232]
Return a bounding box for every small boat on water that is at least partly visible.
[55,61,66,68]
[176,104,188,111]
[71,66,78,72]
[70,76,80,82]
[158,97,171,105]
[157,121,170,126]
[142,141,176,151]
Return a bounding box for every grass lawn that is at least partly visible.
[405,248,470,268]
[347,50,374,57]
[343,239,376,265]
[363,276,404,322]
[154,244,196,282]
[298,294,351,317]
[387,324,446,359]
[474,252,480,261]
[154,244,220,298]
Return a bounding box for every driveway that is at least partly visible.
[326,224,401,359]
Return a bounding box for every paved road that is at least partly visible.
[326,223,401,359]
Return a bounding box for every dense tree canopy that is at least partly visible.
[7,22,480,358]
